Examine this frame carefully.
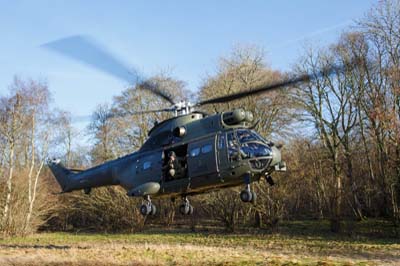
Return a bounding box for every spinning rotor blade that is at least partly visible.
[70,107,173,124]
[42,35,175,105]
[196,63,353,106]
[126,107,175,115]
[43,35,136,83]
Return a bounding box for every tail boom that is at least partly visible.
[48,159,118,193]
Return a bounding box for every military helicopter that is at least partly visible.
[45,35,345,216]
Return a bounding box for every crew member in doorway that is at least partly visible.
[165,151,183,180]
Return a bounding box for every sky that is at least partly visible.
[0,0,376,127]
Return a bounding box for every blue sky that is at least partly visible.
[0,0,376,124]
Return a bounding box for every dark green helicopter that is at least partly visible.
[44,35,345,216]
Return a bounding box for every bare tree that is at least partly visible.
[0,92,22,230]
[0,77,56,235]
[357,0,400,221]
[199,45,293,138]
[294,47,352,232]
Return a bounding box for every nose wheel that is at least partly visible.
[240,184,256,204]
[179,196,194,215]
[140,195,157,216]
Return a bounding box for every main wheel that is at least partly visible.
[188,205,194,215]
[179,204,190,215]
[140,204,151,216]
[240,190,252,203]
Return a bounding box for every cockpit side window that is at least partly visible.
[227,131,239,160]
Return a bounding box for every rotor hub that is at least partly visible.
[174,101,194,116]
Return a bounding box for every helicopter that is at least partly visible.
[45,35,347,216]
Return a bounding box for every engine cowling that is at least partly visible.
[223,109,253,125]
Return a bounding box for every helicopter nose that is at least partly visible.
[270,145,281,166]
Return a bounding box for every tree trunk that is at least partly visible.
[25,160,45,231]
[330,156,342,233]
[27,114,35,204]
[376,131,390,216]
[344,148,364,220]
[2,141,14,229]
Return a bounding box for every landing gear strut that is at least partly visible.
[140,195,157,216]
[240,185,256,204]
[179,196,194,215]
[266,175,275,186]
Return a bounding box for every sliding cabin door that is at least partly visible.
[187,135,218,188]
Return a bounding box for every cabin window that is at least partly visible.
[143,161,152,170]
[190,147,201,157]
[201,144,213,154]
[217,134,226,149]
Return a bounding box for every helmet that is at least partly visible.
[168,151,176,157]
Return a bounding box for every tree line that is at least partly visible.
[0,0,399,235]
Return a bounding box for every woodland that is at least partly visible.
[0,0,400,239]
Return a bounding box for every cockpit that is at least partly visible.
[226,129,274,170]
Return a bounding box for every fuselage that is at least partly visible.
[51,110,285,199]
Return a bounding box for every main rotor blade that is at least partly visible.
[43,35,136,83]
[195,63,351,106]
[42,35,175,105]
[70,107,174,124]
[126,107,175,115]
[138,80,175,105]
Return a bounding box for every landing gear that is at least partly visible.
[240,184,256,204]
[266,175,275,186]
[179,196,194,215]
[83,187,91,195]
[140,195,157,216]
[240,189,252,202]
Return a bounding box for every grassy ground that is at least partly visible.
[0,220,399,266]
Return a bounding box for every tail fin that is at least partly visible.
[47,159,73,192]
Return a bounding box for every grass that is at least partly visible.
[0,220,399,266]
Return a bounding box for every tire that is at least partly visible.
[179,204,189,215]
[240,190,252,203]
[250,191,257,204]
[150,204,157,215]
[140,204,151,216]
[188,205,194,215]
